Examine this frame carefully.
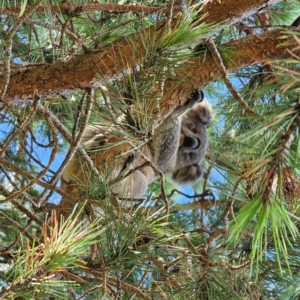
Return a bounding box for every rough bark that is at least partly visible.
[1,0,283,106]
[2,29,292,110]
[161,29,295,110]
[2,0,282,21]
[3,3,179,15]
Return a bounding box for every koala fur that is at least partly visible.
[61,90,212,200]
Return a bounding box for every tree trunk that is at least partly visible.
[1,0,283,107]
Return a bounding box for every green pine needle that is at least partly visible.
[228,195,299,281]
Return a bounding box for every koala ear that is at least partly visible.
[193,99,213,125]
[171,164,203,186]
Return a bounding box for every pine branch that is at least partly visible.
[2,3,181,16]
[206,38,261,117]
[0,0,44,102]
[1,0,286,104]
[3,0,281,19]
[35,101,99,177]
[37,89,95,207]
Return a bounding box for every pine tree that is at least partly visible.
[1,0,300,299]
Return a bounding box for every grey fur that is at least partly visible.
[62,90,212,199]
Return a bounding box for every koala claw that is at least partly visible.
[180,89,204,112]
[190,89,204,103]
[84,133,108,152]
[119,152,136,173]
[93,134,108,146]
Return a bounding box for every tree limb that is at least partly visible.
[1,0,284,109]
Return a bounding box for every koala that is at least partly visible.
[61,89,212,200]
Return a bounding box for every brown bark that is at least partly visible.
[3,3,176,15]
[2,0,282,19]
[4,29,291,108]
[1,0,283,106]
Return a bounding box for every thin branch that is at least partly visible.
[0,166,37,207]
[169,225,200,256]
[10,198,44,226]
[128,267,150,300]
[0,93,38,156]
[35,101,99,176]
[0,210,33,242]
[76,285,104,300]
[0,0,44,101]
[80,272,152,300]
[37,89,94,206]
[167,0,176,29]
[164,251,190,268]
[0,155,76,201]
[170,224,250,271]
[2,219,33,251]
[205,38,261,117]
[210,259,251,271]
[263,113,300,202]
[72,93,88,139]
[21,143,56,176]
[3,102,59,204]
[99,271,107,300]
[169,198,220,213]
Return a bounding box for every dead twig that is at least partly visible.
[37,89,94,206]
[206,38,261,118]
[3,101,59,204]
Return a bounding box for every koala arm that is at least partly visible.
[61,124,150,199]
[103,89,206,198]
[80,125,107,150]
[112,169,149,199]
[148,89,205,173]
[171,98,212,186]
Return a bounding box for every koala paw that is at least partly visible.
[171,163,203,185]
[177,89,205,114]
[85,134,108,152]
[119,151,136,173]
[188,89,204,104]
[93,134,108,146]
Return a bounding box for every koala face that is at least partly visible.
[171,99,212,185]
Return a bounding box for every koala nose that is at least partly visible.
[182,136,200,149]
